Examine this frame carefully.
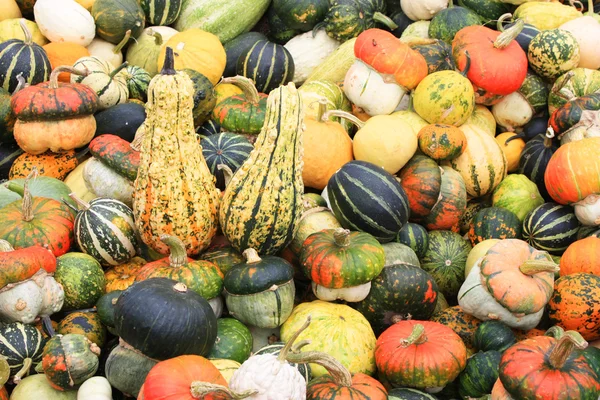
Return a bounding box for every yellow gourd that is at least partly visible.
[464,105,496,136]
[495,131,525,173]
[214,82,242,105]
[0,0,21,22]
[0,18,48,45]
[514,2,582,30]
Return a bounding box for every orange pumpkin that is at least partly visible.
[9,150,79,180]
[418,124,467,161]
[560,236,600,277]
[42,42,90,82]
[104,256,146,292]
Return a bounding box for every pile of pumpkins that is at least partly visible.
[1,0,600,398]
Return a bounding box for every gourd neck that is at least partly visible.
[277,316,311,363]
[322,110,365,129]
[220,76,261,104]
[401,324,428,346]
[49,66,90,89]
[0,240,13,252]
[18,19,33,46]
[161,47,177,75]
[333,228,351,247]
[11,357,32,384]
[148,29,163,46]
[519,259,560,275]
[548,331,588,369]
[286,351,353,387]
[68,192,91,211]
[113,30,131,55]
[109,62,129,79]
[494,15,524,49]
[160,235,188,268]
[190,382,256,399]
[242,248,262,264]
[372,12,398,30]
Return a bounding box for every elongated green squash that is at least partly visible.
[219,83,305,255]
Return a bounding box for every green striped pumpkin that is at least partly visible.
[72,57,129,110]
[396,223,429,259]
[327,160,410,243]
[92,0,146,44]
[388,388,438,400]
[139,0,182,26]
[457,350,502,398]
[254,342,311,382]
[522,202,580,255]
[0,322,46,381]
[201,133,253,190]
[70,196,138,267]
[197,119,221,140]
[199,246,244,274]
[473,320,516,353]
[0,20,51,93]
[124,65,151,102]
[207,318,252,363]
[518,133,558,201]
[236,40,295,94]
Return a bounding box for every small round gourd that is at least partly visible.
[528,29,580,80]
[418,123,467,161]
[33,0,96,46]
[236,40,295,93]
[55,253,105,311]
[201,132,254,191]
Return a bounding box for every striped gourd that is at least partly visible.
[298,80,353,132]
[72,57,129,110]
[523,202,581,255]
[236,40,295,94]
[0,322,46,382]
[446,123,507,198]
[70,195,138,267]
[139,0,182,26]
[396,223,429,259]
[0,20,51,93]
[517,133,558,201]
[124,65,151,102]
[254,342,311,382]
[327,160,410,243]
[219,83,304,256]
[201,132,254,191]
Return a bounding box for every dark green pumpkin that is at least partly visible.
[457,350,502,398]
[254,342,312,382]
[473,320,516,353]
[0,322,46,382]
[0,21,51,93]
[201,132,254,191]
[318,0,395,42]
[518,133,558,201]
[57,311,107,348]
[42,334,100,391]
[355,264,439,335]
[96,290,122,331]
[207,318,253,363]
[523,202,580,255]
[468,207,522,246]
[266,5,302,44]
[0,88,15,144]
[388,388,438,400]
[459,197,491,234]
[182,69,216,126]
[124,65,151,102]
[199,246,244,274]
[457,0,514,20]
[92,0,146,44]
[94,102,146,143]
[212,78,267,135]
[114,277,218,360]
[389,9,414,38]
[105,343,158,398]
[139,0,182,26]
[412,39,456,74]
[196,119,221,140]
[428,0,482,44]
[328,160,410,243]
[55,253,106,311]
[224,250,293,295]
[236,40,295,93]
[223,32,268,77]
[420,230,471,302]
[272,0,329,30]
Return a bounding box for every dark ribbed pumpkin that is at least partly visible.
[92,0,146,44]
[412,39,456,74]
[458,350,502,399]
[420,166,467,231]
[468,207,522,246]
[473,320,516,353]
[518,133,558,201]
[272,0,329,31]
[396,223,429,259]
[398,154,441,220]
[114,277,218,360]
[0,20,51,93]
[522,202,580,255]
[0,322,46,383]
[236,40,295,93]
[328,160,410,243]
[139,0,182,26]
[428,0,482,44]
[212,76,267,135]
[201,132,254,191]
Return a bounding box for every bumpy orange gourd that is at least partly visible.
[9,150,79,180]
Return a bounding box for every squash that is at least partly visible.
[0,18,47,45]
[397,223,429,259]
[64,159,97,203]
[71,57,129,110]
[560,236,600,277]
[88,134,140,181]
[401,0,448,20]
[33,0,96,46]
[492,174,544,222]
[209,359,241,384]
[468,207,522,245]
[82,157,133,207]
[133,48,220,256]
[495,132,525,172]
[43,43,90,82]
[458,350,502,398]
[528,28,581,81]
[0,0,21,21]
[409,38,456,75]
[523,202,580,255]
[559,0,600,70]
[236,40,295,94]
[0,321,46,383]
[207,318,252,363]
[91,0,145,44]
[42,334,100,391]
[272,0,328,31]
[105,344,157,398]
[201,132,253,191]
[514,1,583,31]
[418,123,466,161]
[474,320,516,353]
[57,312,106,348]
[55,252,105,310]
[428,0,482,44]
[284,30,341,85]
[398,154,442,220]
[211,76,267,135]
[8,151,79,181]
[10,374,77,400]
[548,68,600,115]
[464,104,496,136]
[139,0,182,26]
[124,65,150,102]
[549,92,600,145]
[104,257,145,292]
[518,132,558,201]
[401,21,431,40]
[77,376,112,400]
[253,341,311,383]
[85,30,132,69]
[223,31,267,78]
[0,175,79,213]
[305,37,357,83]
[125,26,178,77]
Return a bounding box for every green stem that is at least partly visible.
[549,331,588,369]
[586,0,597,16]
[448,0,454,8]
[322,110,365,129]
[494,18,524,49]
[545,326,566,339]
[11,357,32,384]
[496,13,513,32]
[277,316,311,363]
[161,47,176,76]
[242,248,262,264]
[148,29,163,46]
[113,30,131,54]
[159,235,188,268]
[316,98,328,123]
[372,12,398,30]
[519,259,560,275]
[400,324,427,347]
[18,19,32,46]
[68,192,90,211]
[286,350,353,387]
[109,62,129,79]
[333,228,351,247]
[220,76,261,103]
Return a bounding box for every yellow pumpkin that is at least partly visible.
[74,0,96,11]
[157,29,226,85]
[214,82,242,105]
[495,131,525,173]
[63,158,98,203]
[390,109,429,135]
[464,105,496,136]
[514,2,582,31]
[0,0,21,21]
[0,18,48,45]
[209,359,241,384]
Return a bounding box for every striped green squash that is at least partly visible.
[473,320,516,353]
[527,29,580,81]
[457,350,502,398]
[0,20,51,93]
[236,40,295,94]
[518,133,558,201]
[201,133,253,191]
[298,80,353,133]
[124,65,151,102]
[70,196,137,267]
[548,68,600,115]
[523,202,580,255]
[72,57,129,110]
[421,230,471,301]
[254,342,311,382]
[196,119,221,140]
[207,318,252,363]
[388,388,438,400]
[428,0,482,44]
[327,160,410,243]
[468,207,522,246]
[0,322,46,382]
[396,223,429,259]
[55,252,106,311]
[92,0,146,44]
[140,0,182,26]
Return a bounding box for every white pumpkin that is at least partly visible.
[86,34,129,68]
[33,0,95,46]
[401,0,448,21]
[125,26,179,77]
[72,56,129,110]
[560,2,600,69]
[284,30,340,85]
[492,91,533,132]
[311,281,371,302]
[78,377,113,400]
[83,157,134,207]
[574,194,600,226]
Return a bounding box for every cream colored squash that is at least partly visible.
[86,38,123,68]
[284,30,340,85]
[77,376,113,400]
[312,281,371,303]
[305,37,357,84]
[574,194,600,226]
[0,0,21,22]
[0,18,48,45]
[64,158,98,203]
[83,157,133,207]
[33,0,96,46]
[560,0,600,70]
[390,109,429,135]
[401,0,448,21]
[125,26,178,77]
[400,21,431,39]
[465,105,496,136]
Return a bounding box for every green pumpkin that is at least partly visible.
[42,334,100,390]
[139,0,182,26]
[92,0,146,44]
[183,69,216,126]
[457,350,502,398]
[267,5,302,44]
[236,40,295,93]
[468,207,522,246]
[473,320,516,352]
[10,374,77,400]
[124,65,151,102]
[272,0,329,30]
[548,68,600,115]
[382,242,420,267]
[201,132,254,191]
[428,0,482,44]
[199,246,244,275]
[412,39,456,74]
[0,322,46,382]
[212,76,267,135]
[223,32,268,77]
[96,290,122,335]
[528,29,580,81]
[492,174,544,222]
[518,71,550,116]
[0,177,78,214]
[0,88,14,143]
[207,318,253,363]
[459,197,492,234]
[57,312,107,348]
[105,344,158,397]
[55,253,105,311]
[457,0,515,20]
[523,202,580,255]
[318,0,396,42]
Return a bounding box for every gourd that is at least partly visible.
[560,0,600,69]
[85,31,131,68]
[8,151,79,181]
[0,18,47,45]
[57,311,106,348]
[104,258,145,292]
[207,318,252,363]
[219,82,304,256]
[523,202,580,255]
[105,343,157,397]
[398,154,442,220]
[82,157,134,207]
[236,39,295,94]
[33,0,96,46]
[77,376,112,400]
[55,252,105,311]
[88,134,140,181]
[0,0,20,21]
[91,0,145,44]
[548,93,600,145]
[305,37,357,83]
[418,123,466,161]
[527,29,581,81]
[10,374,77,400]
[514,1,583,31]
[139,0,182,26]
[401,0,448,20]
[284,30,341,85]
[125,26,178,77]
[0,321,46,383]
[201,132,254,191]
[548,68,600,115]
[211,76,267,135]
[428,0,482,44]
[492,174,544,221]
[133,47,220,257]
[71,57,129,110]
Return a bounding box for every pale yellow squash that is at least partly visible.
[0,18,48,45]
[0,0,21,21]
[464,105,496,136]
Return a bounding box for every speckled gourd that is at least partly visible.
[133,47,220,257]
[219,82,305,255]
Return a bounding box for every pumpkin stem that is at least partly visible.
[148,29,164,46]
[545,325,566,339]
[459,51,471,78]
[286,350,353,387]
[401,323,428,347]
[545,127,555,147]
[494,17,524,49]
[448,0,454,8]
[496,13,513,32]
[14,73,28,93]
[161,47,177,75]
[173,282,188,293]
[18,19,32,46]
[293,339,312,352]
[312,22,326,39]
[68,192,91,211]
[220,76,261,104]
[109,62,129,79]
[242,248,262,264]
[519,259,560,275]
[0,240,13,253]
[333,228,352,247]
[402,37,439,47]
[551,71,576,101]
[322,110,365,129]
[21,172,36,222]
[11,357,32,384]
[569,0,584,12]
[217,164,235,188]
[316,98,328,123]
[549,331,588,369]
[372,12,398,30]
[277,316,311,363]
[159,235,189,268]
[586,0,596,15]
[190,382,256,399]
[113,30,132,55]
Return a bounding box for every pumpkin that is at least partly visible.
[157,29,225,86]
[88,134,140,181]
[284,30,341,85]
[124,65,150,102]
[418,123,466,161]
[211,76,267,135]
[0,321,46,384]
[473,320,516,353]
[125,26,178,77]
[0,19,51,93]
[42,43,90,82]
[464,104,496,136]
[10,374,78,400]
[33,0,96,46]
[42,334,100,391]
[430,306,482,353]
[397,223,429,259]
[492,174,544,221]
[401,0,448,20]
[55,252,105,310]
[523,202,581,255]
[82,157,133,207]
[398,154,442,220]
[375,320,468,390]
[518,132,558,201]
[560,236,600,276]
[9,151,79,180]
[527,28,581,81]
[105,343,157,397]
[104,258,144,292]
[57,311,106,348]
[133,48,220,256]
[139,0,182,26]
[71,57,129,110]
[91,0,145,44]
[236,39,295,94]
[0,18,47,45]
[514,1,583,31]
[428,0,482,44]
[207,318,252,364]
[468,207,522,245]
[77,377,112,400]
[201,132,253,191]
[495,132,525,172]
[458,350,502,398]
